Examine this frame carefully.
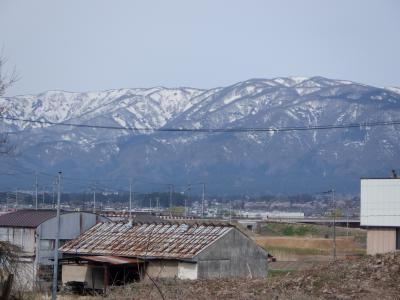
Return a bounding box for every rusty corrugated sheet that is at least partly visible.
[78,255,140,265]
[100,211,165,223]
[60,222,233,260]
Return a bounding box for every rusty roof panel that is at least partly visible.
[100,211,166,223]
[78,255,140,265]
[59,222,233,260]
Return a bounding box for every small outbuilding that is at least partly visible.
[59,222,268,291]
[361,178,400,254]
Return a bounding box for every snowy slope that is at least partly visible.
[1,77,400,193]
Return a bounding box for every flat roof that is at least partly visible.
[360,177,400,180]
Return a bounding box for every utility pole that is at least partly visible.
[332,189,336,261]
[93,189,96,213]
[186,184,191,218]
[35,173,38,210]
[42,188,45,207]
[129,179,132,218]
[201,183,205,219]
[52,179,56,209]
[168,184,173,216]
[15,189,18,210]
[229,199,232,223]
[52,171,62,300]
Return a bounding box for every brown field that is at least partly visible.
[254,229,366,262]
[255,236,361,252]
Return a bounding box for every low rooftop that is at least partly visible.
[0,210,66,228]
[100,211,165,223]
[60,222,233,260]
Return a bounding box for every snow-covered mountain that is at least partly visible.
[1,76,400,194]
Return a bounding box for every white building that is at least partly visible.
[360,178,400,254]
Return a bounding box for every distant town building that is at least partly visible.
[59,222,268,292]
[100,211,164,223]
[238,210,304,219]
[0,210,108,289]
[360,178,400,254]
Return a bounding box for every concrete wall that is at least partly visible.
[145,261,198,280]
[177,262,197,280]
[195,228,268,279]
[146,261,179,279]
[62,264,104,290]
[367,228,397,255]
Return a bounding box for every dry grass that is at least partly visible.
[254,236,365,261]
[255,236,362,252]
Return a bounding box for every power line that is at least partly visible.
[2,116,400,133]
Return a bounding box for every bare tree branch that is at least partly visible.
[0,50,19,97]
[0,51,19,156]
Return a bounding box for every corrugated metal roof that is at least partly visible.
[60,222,233,260]
[77,255,140,265]
[100,211,165,223]
[0,210,62,228]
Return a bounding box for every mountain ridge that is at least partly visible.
[1,76,400,194]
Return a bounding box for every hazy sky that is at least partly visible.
[1,0,399,96]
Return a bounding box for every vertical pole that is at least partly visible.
[129,179,132,218]
[201,183,205,218]
[169,184,173,216]
[332,189,336,261]
[42,189,45,207]
[103,265,108,294]
[229,199,232,223]
[93,187,96,213]
[52,171,62,300]
[186,184,191,218]
[35,173,38,210]
[15,189,18,210]
[52,179,56,209]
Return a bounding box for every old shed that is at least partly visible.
[59,222,268,291]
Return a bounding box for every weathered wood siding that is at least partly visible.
[367,228,396,255]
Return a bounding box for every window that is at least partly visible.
[396,228,400,250]
[40,239,55,250]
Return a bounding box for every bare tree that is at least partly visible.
[0,52,18,155]
[0,52,18,97]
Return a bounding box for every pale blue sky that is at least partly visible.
[1,0,399,96]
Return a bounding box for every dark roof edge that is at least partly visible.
[361,177,400,180]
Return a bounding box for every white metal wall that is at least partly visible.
[361,179,400,226]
